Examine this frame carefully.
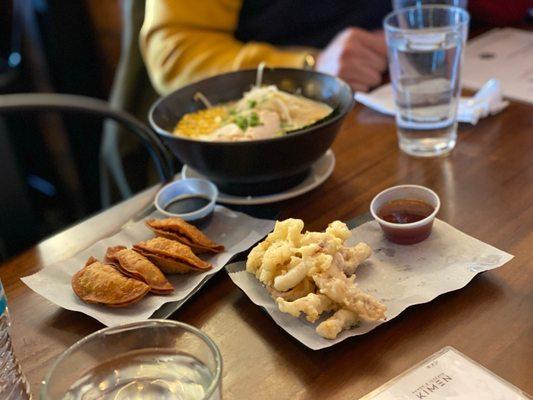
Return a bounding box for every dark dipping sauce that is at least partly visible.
[378,199,434,224]
[164,195,211,214]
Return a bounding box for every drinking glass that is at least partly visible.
[393,0,467,10]
[384,6,469,157]
[41,320,222,400]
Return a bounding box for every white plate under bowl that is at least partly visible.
[181,149,335,205]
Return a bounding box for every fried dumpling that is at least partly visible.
[133,237,212,274]
[104,245,127,267]
[85,256,100,267]
[72,260,150,307]
[146,217,224,254]
[114,248,174,294]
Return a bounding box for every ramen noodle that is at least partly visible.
[173,68,333,142]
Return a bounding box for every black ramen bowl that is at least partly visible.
[149,68,353,196]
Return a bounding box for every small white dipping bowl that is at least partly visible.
[155,178,218,222]
[370,185,441,245]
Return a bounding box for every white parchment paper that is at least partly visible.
[22,206,274,326]
[227,219,514,350]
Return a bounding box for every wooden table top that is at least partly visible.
[1,99,532,399]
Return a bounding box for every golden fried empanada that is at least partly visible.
[104,245,126,266]
[85,256,99,267]
[72,261,150,307]
[146,217,224,254]
[133,237,212,274]
[115,248,174,294]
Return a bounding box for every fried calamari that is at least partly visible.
[277,293,337,323]
[246,218,385,339]
[316,309,359,340]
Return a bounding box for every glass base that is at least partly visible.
[397,124,457,157]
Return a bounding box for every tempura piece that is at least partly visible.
[246,218,384,339]
[268,218,305,246]
[134,237,212,274]
[277,293,337,323]
[257,241,292,285]
[273,258,313,292]
[146,217,224,254]
[316,309,359,339]
[115,249,174,294]
[269,251,330,292]
[246,219,304,278]
[246,240,270,275]
[267,278,316,302]
[325,220,352,241]
[72,260,150,307]
[337,243,372,275]
[300,220,350,253]
[313,268,386,321]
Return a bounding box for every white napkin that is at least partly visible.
[21,206,275,327]
[227,219,513,350]
[355,79,509,125]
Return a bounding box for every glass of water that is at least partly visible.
[384,6,469,157]
[41,320,222,400]
[393,0,467,10]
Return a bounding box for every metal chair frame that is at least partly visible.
[0,93,175,187]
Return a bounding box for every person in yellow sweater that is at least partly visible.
[140,0,391,95]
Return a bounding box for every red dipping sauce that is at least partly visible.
[378,199,435,224]
[370,185,441,245]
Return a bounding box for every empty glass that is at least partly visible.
[41,320,222,400]
[384,6,469,157]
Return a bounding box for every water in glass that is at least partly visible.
[390,32,463,156]
[385,6,469,157]
[63,350,219,400]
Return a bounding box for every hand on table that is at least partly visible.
[316,27,388,93]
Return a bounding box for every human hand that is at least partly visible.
[316,27,388,92]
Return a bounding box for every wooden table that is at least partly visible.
[2,99,532,399]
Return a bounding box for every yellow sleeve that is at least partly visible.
[140,0,309,94]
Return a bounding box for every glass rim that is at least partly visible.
[40,319,223,400]
[383,5,470,33]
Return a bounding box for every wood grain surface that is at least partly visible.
[1,99,532,399]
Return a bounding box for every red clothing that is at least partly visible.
[469,0,531,26]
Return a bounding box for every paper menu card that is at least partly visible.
[360,347,530,400]
[463,28,533,104]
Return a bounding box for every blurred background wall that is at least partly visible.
[0,0,123,260]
